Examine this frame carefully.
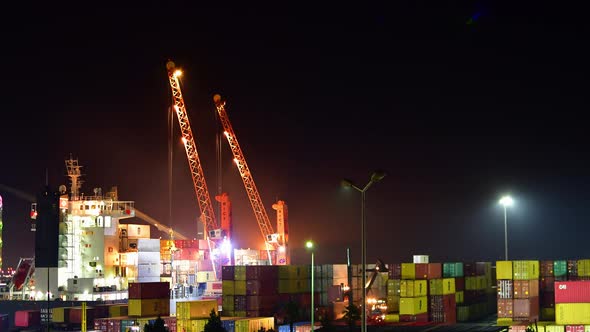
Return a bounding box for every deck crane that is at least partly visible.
[166,61,231,277]
[213,94,289,265]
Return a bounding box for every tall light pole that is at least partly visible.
[341,171,386,332]
[499,195,514,261]
[306,241,315,330]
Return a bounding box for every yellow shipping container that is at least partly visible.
[235,317,275,332]
[234,311,247,317]
[400,280,427,297]
[222,295,234,311]
[387,279,400,296]
[278,279,310,294]
[399,296,427,315]
[52,307,67,323]
[278,265,309,279]
[442,278,455,295]
[223,280,235,295]
[496,318,513,326]
[429,279,443,295]
[386,295,400,312]
[234,280,247,295]
[578,260,590,277]
[109,304,128,317]
[384,314,399,323]
[496,261,513,280]
[556,303,590,325]
[177,318,208,332]
[176,300,218,320]
[455,291,464,304]
[513,261,539,280]
[545,325,564,332]
[129,299,170,317]
[234,266,247,281]
[401,263,415,280]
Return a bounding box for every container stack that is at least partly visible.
[457,262,495,321]
[94,316,177,332]
[398,263,428,322]
[427,263,456,323]
[539,260,567,321]
[554,280,590,327]
[496,260,540,325]
[176,300,218,332]
[278,265,313,321]
[245,265,280,317]
[128,281,171,317]
[137,239,161,283]
[222,265,247,317]
[14,310,41,329]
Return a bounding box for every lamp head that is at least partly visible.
[499,196,514,207]
[341,179,354,188]
[370,170,387,183]
[305,241,314,249]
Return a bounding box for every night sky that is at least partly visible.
[1,2,590,269]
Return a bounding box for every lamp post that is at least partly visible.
[499,195,514,261]
[341,171,386,332]
[306,241,315,331]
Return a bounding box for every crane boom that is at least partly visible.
[166,61,218,236]
[213,95,276,247]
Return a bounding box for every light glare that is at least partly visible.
[499,196,514,207]
[305,241,313,249]
[173,70,182,78]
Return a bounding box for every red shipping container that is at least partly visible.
[399,313,428,322]
[196,259,213,272]
[14,310,41,328]
[541,261,554,277]
[498,299,513,318]
[246,295,280,310]
[389,263,401,279]
[179,248,199,260]
[455,277,465,292]
[513,297,539,321]
[555,281,590,303]
[415,263,428,279]
[128,282,170,299]
[514,280,539,299]
[246,265,279,280]
[69,307,95,325]
[108,319,121,332]
[94,318,108,332]
[222,266,235,280]
[463,263,476,277]
[246,279,278,296]
[541,277,555,292]
[427,263,442,279]
[566,326,585,332]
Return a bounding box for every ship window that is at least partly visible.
[85,205,90,210]
[80,205,83,210]
[91,205,96,209]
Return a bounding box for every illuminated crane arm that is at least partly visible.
[213,95,275,245]
[166,61,218,236]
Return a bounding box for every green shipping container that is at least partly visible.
[234,266,247,281]
[554,260,567,277]
[443,262,464,277]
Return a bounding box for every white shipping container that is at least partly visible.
[137,238,160,252]
[413,255,429,263]
[137,276,160,283]
[333,264,348,279]
[138,251,161,265]
[138,263,161,277]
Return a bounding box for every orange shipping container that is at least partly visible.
[513,297,539,321]
[514,280,539,299]
[498,299,513,318]
[427,263,442,279]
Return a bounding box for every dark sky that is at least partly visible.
[1,2,590,268]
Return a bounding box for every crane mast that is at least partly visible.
[166,61,218,238]
[213,95,287,264]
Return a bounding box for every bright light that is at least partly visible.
[499,196,514,207]
[233,158,239,165]
[221,238,232,258]
[278,246,286,253]
[223,131,230,137]
[305,241,313,249]
[181,137,188,144]
[173,70,182,78]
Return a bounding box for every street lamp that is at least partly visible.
[499,195,514,260]
[341,171,386,332]
[306,241,315,331]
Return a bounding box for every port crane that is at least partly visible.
[213,95,289,265]
[166,61,232,277]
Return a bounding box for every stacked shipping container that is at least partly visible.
[457,262,495,321]
[128,282,171,317]
[428,263,456,323]
[497,260,540,325]
[398,263,428,322]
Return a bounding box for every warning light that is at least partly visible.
[59,198,68,209]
